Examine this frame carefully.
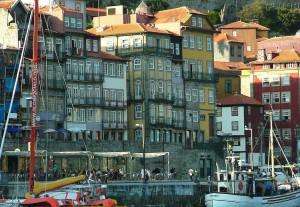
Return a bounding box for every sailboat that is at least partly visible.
[0,0,117,206]
[205,111,300,207]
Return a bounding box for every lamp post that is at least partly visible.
[245,126,253,170]
[136,123,145,183]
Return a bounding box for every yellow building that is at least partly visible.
[154,7,216,144]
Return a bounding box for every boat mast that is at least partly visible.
[29,0,39,193]
[269,112,275,178]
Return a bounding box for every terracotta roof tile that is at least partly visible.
[215,61,248,70]
[100,51,126,61]
[272,49,300,63]
[86,7,106,17]
[0,0,15,9]
[219,20,269,31]
[86,23,172,36]
[217,94,262,106]
[153,7,207,24]
[214,33,243,43]
[258,35,300,53]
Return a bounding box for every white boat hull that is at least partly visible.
[205,189,300,207]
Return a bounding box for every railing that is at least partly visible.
[149,93,174,103]
[183,71,215,82]
[103,100,127,108]
[103,121,127,129]
[172,120,185,128]
[116,46,172,56]
[47,79,64,89]
[173,98,186,107]
[150,117,173,127]
[66,73,104,82]
[67,97,104,106]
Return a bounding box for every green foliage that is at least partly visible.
[145,0,169,13]
[238,0,300,36]
[208,10,221,25]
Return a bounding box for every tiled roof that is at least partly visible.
[219,20,269,31]
[215,61,248,70]
[86,7,106,16]
[153,6,207,24]
[258,35,300,53]
[100,51,126,61]
[0,0,15,9]
[86,23,173,36]
[272,49,300,63]
[214,33,243,43]
[217,94,262,106]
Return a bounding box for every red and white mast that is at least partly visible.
[29,0,39,193]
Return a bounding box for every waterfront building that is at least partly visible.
[218,20,269,62]
[216,93,264,166]
[154,7,216,147]
[250,35,300,162]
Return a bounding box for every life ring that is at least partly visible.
[238,181,244,191]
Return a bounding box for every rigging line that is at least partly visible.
[0,11,33,159]
[42,13,75,110]
[252,118,268,151]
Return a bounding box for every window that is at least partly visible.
[216,122,222,131]
[147,36,153,47]
[170,43,174,54]
[164,39,170,49]
[186,110,192,122]
[158,81,164,93]
[165,60,172,71]
[192,111,198,122]
[199,89,204,103]
[262,77,270,87]
[121,38,129,48]
[272,92,280,103]
[192,89,198,102]
[281,75,290,86]
[133,58,141,70]
[247,45,252,51]
[282,128,291,140]
[272,76,280,86]
[108,63,115,76]
[208,90,214,103]
[282,109,291,121]
[135,129,142,141]
[191,17,197,26]
[150,80,155,98]
[232,31,237,36]
[157,58,163,70]
[196,36,202,50]
[281,91,290,103]
[231,106,238,116]
[197,17,203,27]
[225,80,232,94]
[262,93,270,104]
[135,104,142,119]
[92,40,98,52]
[135,80,142,98]
[175,43,180,55]
[64,16,69,27]
[79,109,85,122]
[148,58,154,69]
[76,18,82,29]
[232,121,239,131]
[103,63,108,75]
[189,35,195,48]
[117,64,123,77]
[133,38,142,48]
[273,110,280,121]
[207,61,213,74]
[216,107,222,117]
[86,39,91,51]
[106,40,114,51]
[183,34,188,48]
[230,45,235,57]
[70,17,76,28]
[207,37,212,51]
[186,89,191,101]
[158,105,164,117]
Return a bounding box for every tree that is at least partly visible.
[277,8,300,35]
[145,0,169,13]
[208,10,221,25]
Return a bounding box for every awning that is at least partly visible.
[131,152,169,159]
[93,152,131,158]
[51,151,92,157]
[3,150,47,157]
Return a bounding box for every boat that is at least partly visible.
[0,0,118,206]
[205,111,300,207]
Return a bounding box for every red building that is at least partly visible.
[250,35,300,162]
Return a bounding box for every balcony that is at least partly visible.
[103,100,127,108]
[103,121,127,129]
[66,73,104,83]
[149,117,173,127]
[116,46,172,57]
[67,97,103,107]
[149,93,174,103]
[172,120,185,129]
[183,71,215,83]
[173,98,186,107]
[47,79,64,90]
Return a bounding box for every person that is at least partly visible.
[188,169,194,181]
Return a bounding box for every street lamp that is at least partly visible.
[136,123,146,183]
[245,126,253,170]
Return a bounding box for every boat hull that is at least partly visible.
[205,189,300,207]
